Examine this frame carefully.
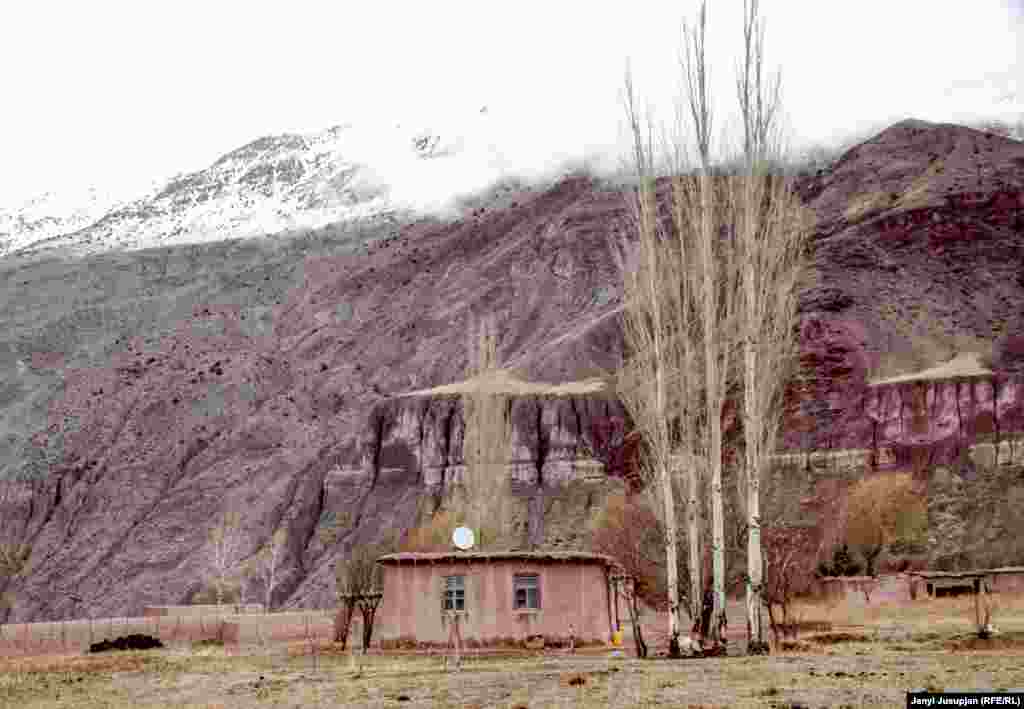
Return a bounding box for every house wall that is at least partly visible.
[990,571,1024,594]
[811,574,917,603]
[374,559,613,647]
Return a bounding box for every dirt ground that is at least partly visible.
[100,637,1024,709]
[3,592,1024,708]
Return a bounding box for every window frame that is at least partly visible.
[513,573,541,610]
[443,574,466,612]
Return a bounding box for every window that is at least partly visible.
[514,574,540,610]
[443,575,465,611]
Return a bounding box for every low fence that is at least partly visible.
[0,608,337,658]
[810,574,914,604]
[143,603,264,618]
[221,610,337,654]
[809,567,1024,605]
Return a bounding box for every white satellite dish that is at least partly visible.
[452,526,475,551]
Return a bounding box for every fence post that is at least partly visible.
[306,614,318,673]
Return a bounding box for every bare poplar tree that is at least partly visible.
[611,64,699,658]
[251,527,288,612]
[458,314,516,550]
[205,506,248,608]
[674,0,742,652]
[728,0,814,655]
[615,0,810,658]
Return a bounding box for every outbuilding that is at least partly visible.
[372,551,623,648]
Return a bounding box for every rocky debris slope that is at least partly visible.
[0,119,1022,623]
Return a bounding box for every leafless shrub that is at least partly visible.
[759,525,817,646]
[843,472,927,576]
[334,532,398,654]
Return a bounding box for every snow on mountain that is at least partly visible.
[0,111,507,260]
[0,185,136,257]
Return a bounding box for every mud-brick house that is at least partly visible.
[372,551,623,647]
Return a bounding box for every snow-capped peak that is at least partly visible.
[0,109,506,260]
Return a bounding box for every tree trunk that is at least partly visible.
[334,602,356,649]
[626,583,647,658]
[745,456,769,653]
[360,606,377,655]
[660,459,683,657]
[744,262,769,655]
[685,450,704,639]
[700,170,728,651]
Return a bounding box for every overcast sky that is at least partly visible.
[3,0,1022,207]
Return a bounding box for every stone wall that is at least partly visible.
[759,438,1024,572]
[927,437,1024,570]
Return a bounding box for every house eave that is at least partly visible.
[375,550,622,569]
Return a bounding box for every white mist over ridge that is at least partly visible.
[3,101,1020,262]
[0,107,607,259]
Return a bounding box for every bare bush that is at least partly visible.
[586,491,695,618]
[0,542,30,581]
[844,472,927,576]
[334,533,398,653]
[760,525,817,645]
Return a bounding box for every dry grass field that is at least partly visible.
[0,591,1022,708]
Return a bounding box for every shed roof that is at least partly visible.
[910,566,1024,580]
[375,551,621,567]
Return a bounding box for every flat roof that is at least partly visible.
[375,551,621,567]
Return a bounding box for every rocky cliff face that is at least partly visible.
[357,389,627,490]
[1,119,1023,622]
[865,375,1024,466]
